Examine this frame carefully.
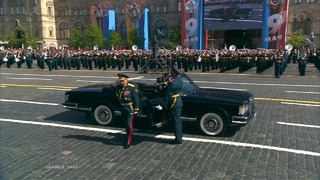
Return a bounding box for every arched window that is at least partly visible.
[49,26,54,37]
[292,19,301,32]
[120,22,126,38]
[59,23,69,39]
[292,17,312,35]
[154,20,168,38]
[304,18,311,35]
[46,2,53,17]
[162,2,168,13]
[178,0,182,12]
[154,2,161,13]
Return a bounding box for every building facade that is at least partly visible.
[287,0,319,48]
[0,0,318,49]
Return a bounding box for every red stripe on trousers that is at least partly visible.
[127,114,134,143]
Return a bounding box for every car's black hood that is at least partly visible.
[74,81,148,90]
[68,84,111,93]
[195,88,253,103]
[79,84,111,88]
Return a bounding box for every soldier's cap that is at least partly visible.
[118,73,129,80]
[171,64,182,74]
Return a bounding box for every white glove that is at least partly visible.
[154,105,163,110]
[130,111,139,115]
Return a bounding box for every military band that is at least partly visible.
[1,47,320,75]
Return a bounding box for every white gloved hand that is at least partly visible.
[155,105,163,110]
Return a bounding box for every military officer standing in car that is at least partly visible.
[163,65,184,144]
[116,73,140,149]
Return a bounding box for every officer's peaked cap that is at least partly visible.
[118,73,129,79]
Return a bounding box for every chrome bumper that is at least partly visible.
[232,112,256,124]
[232,97,256,124]
[62,102,91,111]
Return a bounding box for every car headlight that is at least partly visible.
[238,104,249,115]
[65,94,69,102]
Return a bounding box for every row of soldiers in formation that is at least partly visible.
[0,47,319,74]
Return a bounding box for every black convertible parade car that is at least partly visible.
[63,73,256,136]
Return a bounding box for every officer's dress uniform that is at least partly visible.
[116,74,140,149]
[164,73,184,144]
[298,54,307,76]
[315,49,320,71]
[274,53,282,78]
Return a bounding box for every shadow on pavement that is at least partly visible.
[62,133,170,148]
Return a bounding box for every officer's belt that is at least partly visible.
[121,102,133,106]
[170,94,180,109]
[172,94,180,98]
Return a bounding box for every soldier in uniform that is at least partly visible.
[0,49,4,66]
[132,51,140,71]
[26,49,32,69]
[315,48,320,71]
[116,73,140,149]
[274,50,282,78]
[7,49,14,68]
[298,50,307,76]
[124,51,131,70]
[163,65,184,144]
[16,50,24,68]
[46,50,54,71]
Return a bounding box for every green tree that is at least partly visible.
[1,27,39,48]
[69,24,105,49]
[84,24,105,49]
[167,27,181,49]
[6,29,24,48]
[23,28,40,47]
[286,29,305,49]
[127,27,142,47]
[4,31,16,48]
[69,28,84,49]
[106,30,122,48]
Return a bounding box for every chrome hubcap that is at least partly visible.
[205,116,220,132]
[99,109,109,121]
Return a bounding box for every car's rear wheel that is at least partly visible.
[239,13,246,19]
[199,112,226,136]
[94,105,114,126]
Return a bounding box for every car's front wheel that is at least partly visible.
[199,112,226,136]
[93,105,114,126]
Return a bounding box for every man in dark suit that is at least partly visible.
[116,73,140,149]
[164,65,184,144]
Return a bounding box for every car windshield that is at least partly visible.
[111,73,199,96]
[178,73,199,96]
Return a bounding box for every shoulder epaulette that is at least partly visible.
[128,83,135,87]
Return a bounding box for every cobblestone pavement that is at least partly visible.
[0,63,319,179]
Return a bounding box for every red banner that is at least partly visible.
[205,30,208,50]
[267,0,289,49]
